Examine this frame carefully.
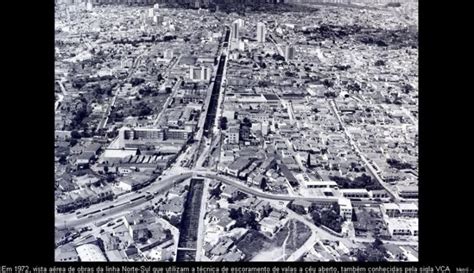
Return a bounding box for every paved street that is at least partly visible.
[55,172,193,229]
[329,100,400,202]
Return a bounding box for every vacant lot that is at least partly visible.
[285,220,312,253]
[236,219,312,261]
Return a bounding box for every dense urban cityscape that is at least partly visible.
[55,0,418,262]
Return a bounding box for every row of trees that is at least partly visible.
[310,204,344,233]
[354,238,388,262]
[329,173,383,191]
[386,158,414,170]
[287,201,345,233]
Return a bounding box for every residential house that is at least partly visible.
[259,217,282,236]
[226,157,253,177]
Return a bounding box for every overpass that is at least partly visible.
[55,172,193,229]
[56,169,342,230]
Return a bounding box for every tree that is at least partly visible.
[260,177,268,191]
[310,204,343,233]
[355,239,387,262]
[70,138,78,147]
[322,79,334,88]
[231,191,248,202]
[311,210,322,226]
[169,215,181,227]
[402,84,414,94]
[375,60,385,66]
[373,237,384,250]
[210,184,222,198]
[229,207,243,220]
[262,204,273,218]
[288,202,306,215]
[138,104,152,116]
[130,77,145,87]
[219,117,228,130]
[106,174,115,183]
[242,117,251,127]
[59,155,68,165]
[71,131,81,139]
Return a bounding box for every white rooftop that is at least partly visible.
[76,244,107,262]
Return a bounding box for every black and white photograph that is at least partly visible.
[53,0,419,262]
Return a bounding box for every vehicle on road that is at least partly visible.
[81,226,92,232]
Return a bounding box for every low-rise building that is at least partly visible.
[339,189,370,199]
[382,203,418,218]
[338,198,353,220]
[259,217,281,236]
[386,218,418,237]
[396,185,418,199]
[226,157,253,177]
[75,243,107,262]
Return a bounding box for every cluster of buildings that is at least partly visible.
[55,4,223,209]
[55,209,178,261]
[217,0,418,200]
[55,0,418,261]
[381,202,418,237]
[203,182,290,261]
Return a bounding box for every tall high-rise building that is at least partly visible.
[285,45,295,61]
[153,15,163,25]
[190,66,202,81]
[201,66,211,81]
[256,22,266,43]
[190,66,211,81]
[235,18,244,28]
[231,20,239,40]
[148,7,154,17]
[163,49,173,60]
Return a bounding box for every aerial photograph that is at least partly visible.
[54,0,418,262]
